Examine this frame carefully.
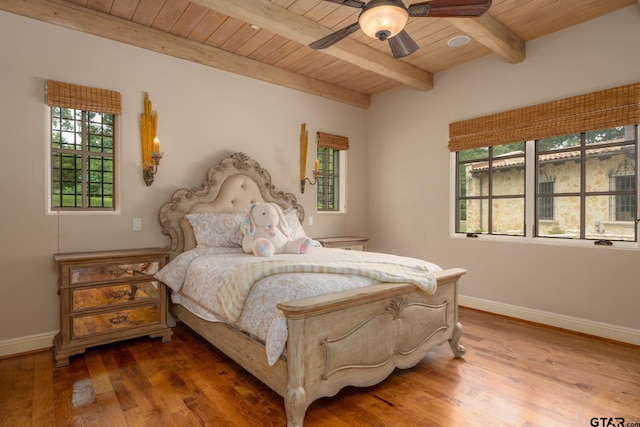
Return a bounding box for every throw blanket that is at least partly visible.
[217,260,437,322]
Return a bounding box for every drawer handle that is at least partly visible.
[107,285,138,300]
[106,264,151,277]
[109,315,129,325]
[106,266,129,277]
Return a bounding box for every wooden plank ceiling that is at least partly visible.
[2,0,637,109]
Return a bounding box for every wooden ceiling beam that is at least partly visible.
[0,0,371,109]
[192,0,434,91]
[446,14,526,64]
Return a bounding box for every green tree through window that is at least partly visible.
[51,107,115,209]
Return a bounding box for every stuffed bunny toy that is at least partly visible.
[240,202,313,257]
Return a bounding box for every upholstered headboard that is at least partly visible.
[158,152,304,259]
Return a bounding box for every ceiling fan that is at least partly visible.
[309,0,492,58]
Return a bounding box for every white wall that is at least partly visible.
[367,6,640,337]
[0,11,367,346]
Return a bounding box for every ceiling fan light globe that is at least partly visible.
[359,4,408,40]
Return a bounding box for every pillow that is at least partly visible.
[186,213,244,248]
[283,208,308,239]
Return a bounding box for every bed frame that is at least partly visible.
[158,152,466,426]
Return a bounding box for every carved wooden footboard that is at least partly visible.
[278,268,465,426]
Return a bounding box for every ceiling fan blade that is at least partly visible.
[408,0,492,18]
[309,22,361,50]
[322,0,366,9]
[388,30,419,58]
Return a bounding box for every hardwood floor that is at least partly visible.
[2,308,639,427]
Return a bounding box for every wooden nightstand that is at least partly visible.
[53,247,173,367]
[316,236,369,251]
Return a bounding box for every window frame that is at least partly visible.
[456,143,526,237]
[316,146,346,212]
[45,81,121,214]
[50,107,116,211]
[451,126,639,249]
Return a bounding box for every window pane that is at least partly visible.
[461,166,486,198]
[538,133,580,151]
[492,157,525,196]
[459,147,489,161]
[52,154,82,208]
[87,155,113,208]
[586,196,635,241]
[586,146,635,192]
[536,196,580,238]
[458,163,472,197]
[585,127,626,144]
[492,198,525,236]
[51,108,83,151]
[494,142,525,155]
[538,150,581,193]
[458,199,467,230]
[463,199,489,234]
[88,112,114,153]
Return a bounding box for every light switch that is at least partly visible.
[133,218,142,231]
[308,216,313,226]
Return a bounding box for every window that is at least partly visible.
[450,83,640,246]
[51,108,115,209]
[535,127,637,241]
[456,126,638,243]
[46,81,121,211]
[457,142,525,236]
[317,147,340,211]
[316,132,349,212]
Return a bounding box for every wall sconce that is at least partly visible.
[140,93,162,186]
[300,123,319,193]
[302,160,320,193]
[145,138,163,186]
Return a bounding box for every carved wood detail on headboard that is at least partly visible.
[158,152,305,259]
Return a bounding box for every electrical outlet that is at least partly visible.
[133,218,142,231]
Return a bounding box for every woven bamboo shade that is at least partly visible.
[46,80,121,115]
[317,132,349,150]
[449,83,640,152]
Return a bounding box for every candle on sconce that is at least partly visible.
[314,159,319,172]
[153,137,160,153]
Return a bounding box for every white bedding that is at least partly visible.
[155,246,442,366]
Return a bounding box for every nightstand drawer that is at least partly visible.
[70,261,160,285]
[71,281,160,312]
[72,305,160,338]
[340,244,366,251]
[316,236,369,251]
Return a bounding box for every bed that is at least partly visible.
[156,152,466,426]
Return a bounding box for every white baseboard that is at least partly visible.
[459,295,640,346]
[0,331,56,358]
